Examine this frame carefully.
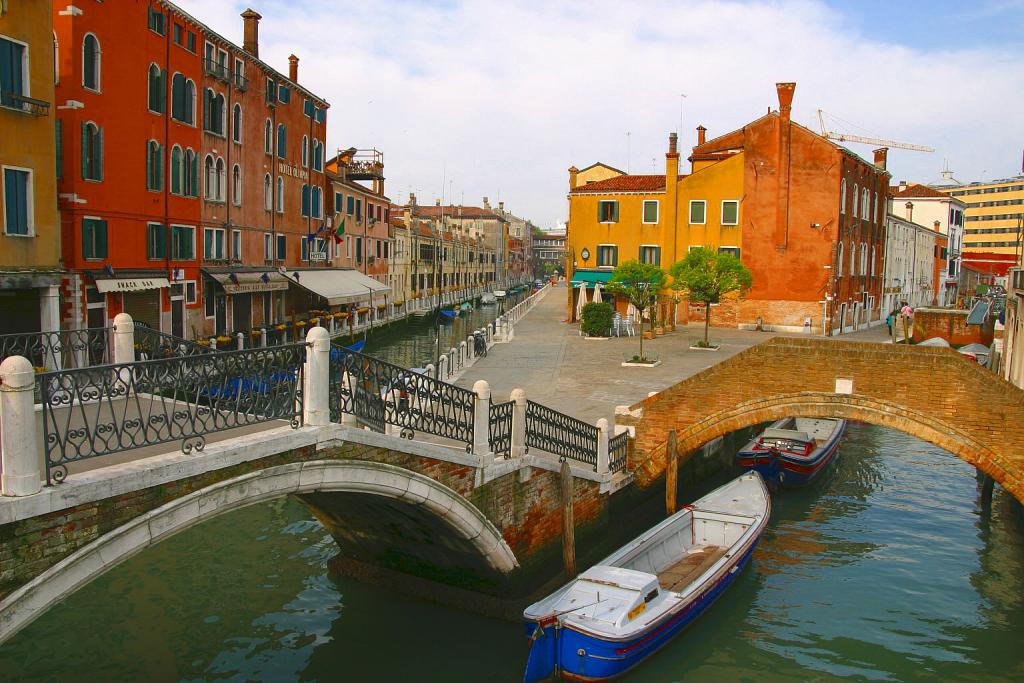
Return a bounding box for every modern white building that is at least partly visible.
[882,213,942,314]
[889,182,966,306]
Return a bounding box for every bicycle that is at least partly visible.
[473,332,488,358]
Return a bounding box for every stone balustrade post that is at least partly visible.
[112,313,135,365]
[236,332,244,350]
[1,356,42,496]
[385,389,403,437]
[459,341,468,366]
[449,347,457,372]
[425,362,436,380]
[510,388,527,458]
[596,418,610,475]
[437,356,447,380]
[303,326,331,427]
[466,335,474,360]
[260,328,267,348]
[209,336,217,351]
[472,380,492,459]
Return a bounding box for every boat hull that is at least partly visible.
[524,537,761,682]
[736,420,845,487]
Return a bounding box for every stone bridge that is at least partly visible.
[618,337,1024,502]
[0,423,622,644]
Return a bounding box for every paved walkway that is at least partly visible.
[457,283,894,425]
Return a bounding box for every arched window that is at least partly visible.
[302,135,309,167]
[170,145,182,195]
[204,155,215,199]
[204,89,225,136]
[264,174,272,210]
[873,192,879,223]
[215,157,226,201]
[184,148,198,197]
[862,189,870,220]
[313,140,323,172]
[82,33,100,91]
[184,79,195,124]
[232,104,241,144]
[276,124,287,158]
[264,119,272,154]
[849,241,856,275]
[301,184,310,216]
[852,184,858,218]
[840,178,846,215]
[836,242,844,278]
[276,176,284,213]
[81,122,102,180]
[232,165,241,206]
[147,64,165,113]
[312,186,322,218]
[145,140,163,191]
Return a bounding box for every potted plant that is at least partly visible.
[670,247,752,350]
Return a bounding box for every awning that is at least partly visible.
[570,270,614,288]
[95,277,169,293]
[284,269,390,305]
[205,270,290,294]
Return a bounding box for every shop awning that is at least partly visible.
[95,277,169,293]
[205,270,290,294]
[570,270,614,288]
[284,269,390,305]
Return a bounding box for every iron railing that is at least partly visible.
[488,399,514,458]
[525,400,599,470]
[609,430,629,473]
[39,343,306,484]
[133,324,210,359]
[0,328,110,370]
[330,345,475,450]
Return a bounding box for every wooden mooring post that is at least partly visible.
[560,460,577,579]
[666,430,678,516]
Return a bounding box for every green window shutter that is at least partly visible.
[597,202,602,222]
[80,122,88,178]
[301,184,310,216]
[97,128,104,181]
[158,145,163,190]
[146,143,153,190]
[160,69,167,112]
[98,220,108,258]
[612,202,619,222]
[82,219,91,258]
[170,148,180,195]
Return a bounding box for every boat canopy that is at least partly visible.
[761,428,811,443]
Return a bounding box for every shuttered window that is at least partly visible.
[147,223,167,259]
[170,146,182,195]
[170,225,194,259]
[642,200,658,224]
[598,200,619,223]
[147,64,165,113]
[82,34,100,91]
[0,37,26,108]
[145,140,163,191]
[721,200,739,225]
[3,168,30,236]
[689,200,706,224]
[301,184,310,217]
[55,120,63,179]
[81,123,103,181]
[276,123,286,158]
[82,218,108,259]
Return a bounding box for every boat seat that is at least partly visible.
[657,546,727,593]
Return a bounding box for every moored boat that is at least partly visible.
[522,472,771,682]
[494,290,507,299]
[736,417,846,488]
[480,292,497,305]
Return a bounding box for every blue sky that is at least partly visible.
[176,0,1024,227]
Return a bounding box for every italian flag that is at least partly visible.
[333,217,346,243]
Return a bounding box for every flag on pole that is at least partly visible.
[103,264,116,278]
[260,272,271,284]
[229,272,240,285]
[333,217,346,243]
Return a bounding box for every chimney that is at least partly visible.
[668,132,678,154]
[409,192,417,206]
[905,201,914,223]
[898,180,907,193]
[873,147,888,171]
[483,197,490,210]
[934,220,941,233]
[435,198,441,207]
[498,201,504,213]
[568,166,579,190]
[696,126,707,146]
[776,82,796,123]
[241,9,261,57]
[288,55,299,83]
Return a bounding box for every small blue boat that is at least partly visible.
[522,472,770,682]
[736,418,846,488]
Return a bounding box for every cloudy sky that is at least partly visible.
[176,0,1024,228]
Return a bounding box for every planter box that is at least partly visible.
[621,360,662,367]
[689,344,720,351]
[585,336,610,341]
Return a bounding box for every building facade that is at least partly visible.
[888,182,964,306]
[533,227,566,276]
[0,0,62,335]
[881,213,943,313]
[934,173,1024,257]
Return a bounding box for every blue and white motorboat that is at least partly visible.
[522,472,770,682]
[480,292,497,306]
[736,417,846,488]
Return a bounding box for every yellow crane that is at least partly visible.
[817,109,934,153]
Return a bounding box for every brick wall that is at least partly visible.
[912,308,995,346]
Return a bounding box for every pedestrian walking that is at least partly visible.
[886,309,895,336]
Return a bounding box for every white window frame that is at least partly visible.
[263,232,272,261]
[638,244,660,265]
[641,200,659,224]
[721,200,739,226]
[231,163,241,206]
[0,34,30,108]
[836,242,844,278]
[81,32,101,93]
[840,178,846,215]
[170,224,196,260]
[276,177,284,214]
[597,243,618,269]
[859,242,868,276]
[689,200,706,225]
[718,245,741,259]
[204,226,226,260]
[597,200,618,224]
[849,241,856,276]
[184,280,198,305]
[232,103,242,144]
[232,229,242,260]
[1,165,34,236]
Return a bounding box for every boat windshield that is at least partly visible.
[759,437,810,452]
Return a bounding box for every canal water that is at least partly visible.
[3,429,1024,680]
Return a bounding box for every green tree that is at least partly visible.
[606,260,667,360]
[670,247,752,347]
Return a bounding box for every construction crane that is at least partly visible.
[817,109,934,153]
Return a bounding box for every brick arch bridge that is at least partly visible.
[620,337,1024,503]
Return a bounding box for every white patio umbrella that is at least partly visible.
[575,282,587,321]
[592,282,603,304]
[626,302,639,321]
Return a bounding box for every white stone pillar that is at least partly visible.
[40,285,62,371]
[260,328,267,347]
[472,379,491,459]
[236,332,244,350]
[449,347,458,372]
[510,388,527,458]
[466,336,474,360]
[596,418,610,475]
[112,313,135,365]
[425,362,436,380]
[459,341,468,366]
[385,389,403,437]
[209,337,217,351]
[303,326,331,427]
[1,356,42,496]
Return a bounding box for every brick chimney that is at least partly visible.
[934,220,941,233]
[776,82,795,122]
[241,9,261,57]
[905,201,914,223]
[696,125,707,146]
[668,132,678,154]
[897,180,907,193]
[288,55,299,83]
[482,197,490,210]
[873,147,888,171]
[568,166,579,190]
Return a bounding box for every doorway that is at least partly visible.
[170,285,185,339]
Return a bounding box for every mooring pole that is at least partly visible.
[560,460,577,579]
[666,430,679,516]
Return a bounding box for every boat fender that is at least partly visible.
[777,471,785,486]
[577,649,586,657]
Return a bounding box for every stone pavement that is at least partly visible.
[456,283,893,425]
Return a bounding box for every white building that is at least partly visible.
[889,182,966,306]
[882,213,941,314]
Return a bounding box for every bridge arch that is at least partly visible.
[0,460,517,645]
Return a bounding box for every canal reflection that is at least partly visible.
[2,426,1024,682]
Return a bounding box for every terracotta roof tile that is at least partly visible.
[890,183,949,199]
[570,175,672,194]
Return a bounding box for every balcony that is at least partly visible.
[342,148,384,181]
[0,92,50,117]
[203,58,230,83]
[232,72,248,92]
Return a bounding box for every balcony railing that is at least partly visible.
[203,58,230,83]
[0,92,50,116]
[232,72,248,91]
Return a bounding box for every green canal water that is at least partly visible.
[3,424,1023,682]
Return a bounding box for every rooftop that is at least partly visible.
[570,174,674,194]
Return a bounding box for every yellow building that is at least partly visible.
[0,0,62,334]
[934,172,1024,257]
[566,132,744,322]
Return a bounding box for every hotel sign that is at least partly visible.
[278,162,309,181]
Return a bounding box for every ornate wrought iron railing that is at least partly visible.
[330,345,475,450]
[39,343,306,484]
[609,430,630,473]
[488,399,513,458]
[525,400,598,470]
[133,324,210,359]
[0,328,110,370]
